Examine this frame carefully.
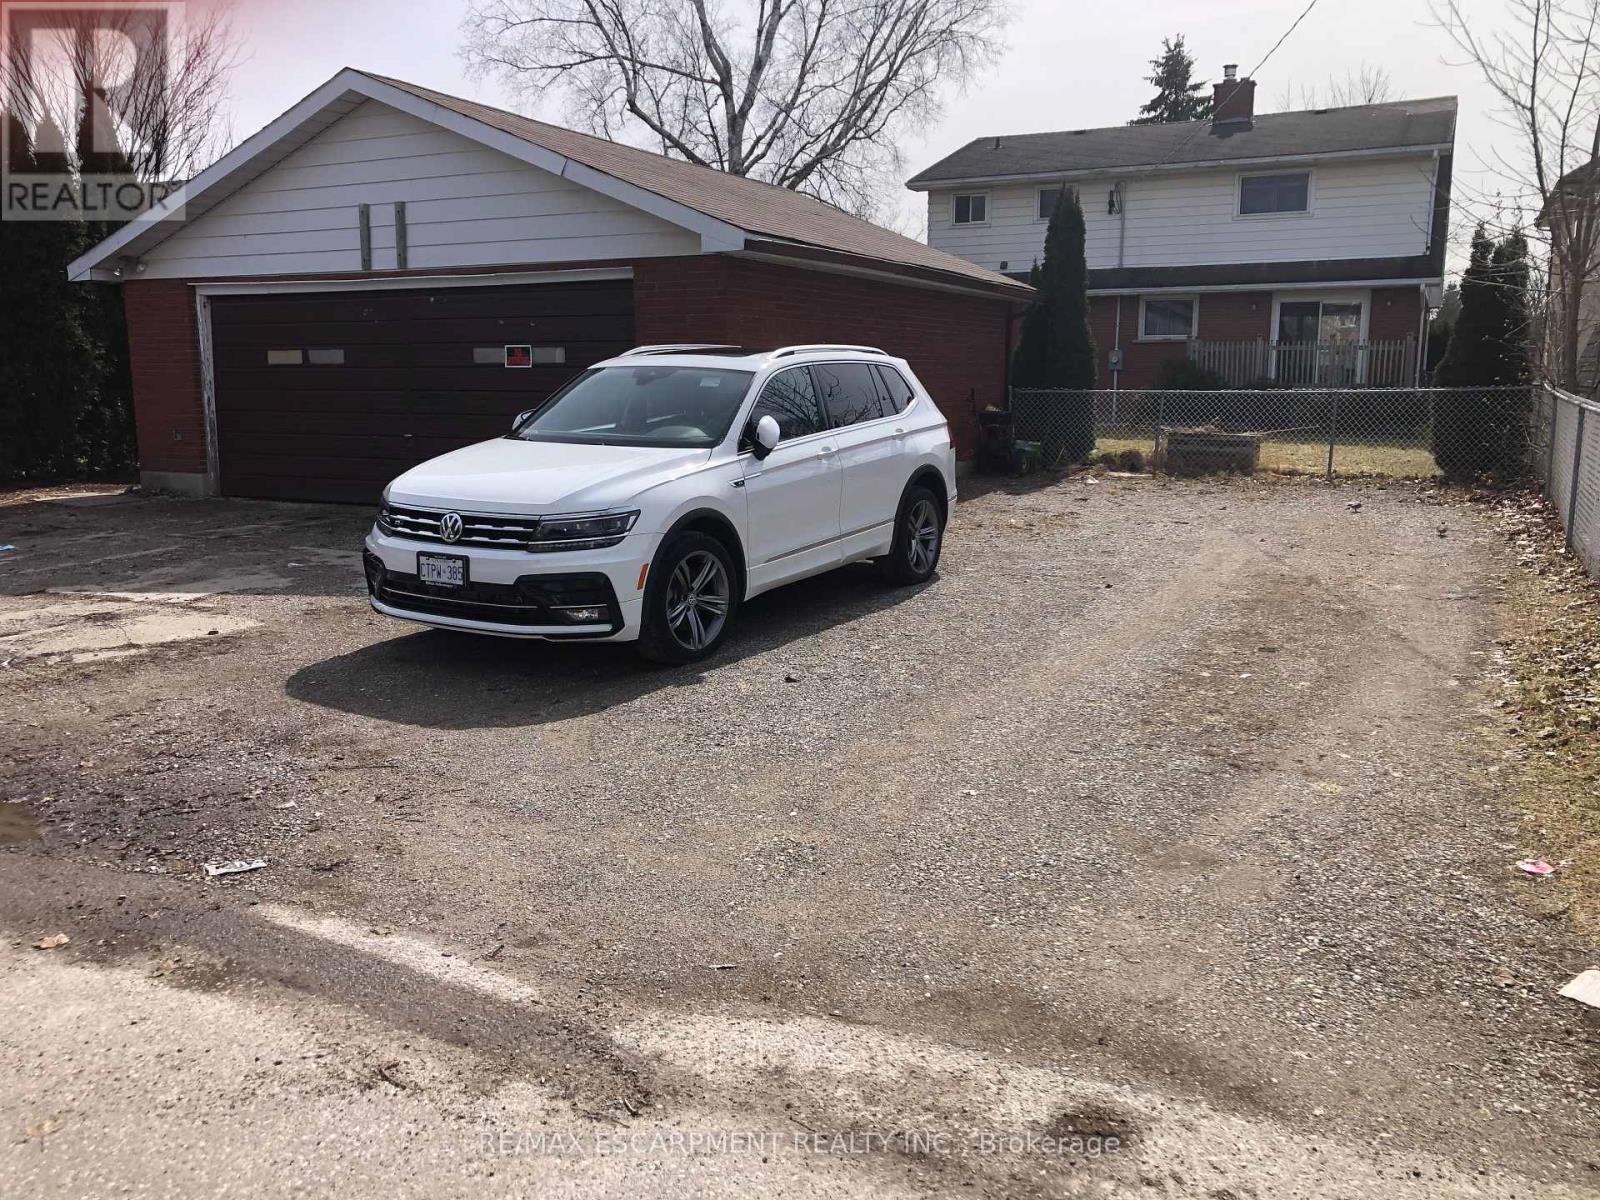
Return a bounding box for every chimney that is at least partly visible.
[1212,63,1256,130]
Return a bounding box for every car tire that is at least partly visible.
[636,531,740,665]
[879,483,945,585]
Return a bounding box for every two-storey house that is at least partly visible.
[908,69,1456,388]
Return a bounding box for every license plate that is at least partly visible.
[417,552,467,587]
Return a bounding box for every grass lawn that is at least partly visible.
[1096,433,1440,478]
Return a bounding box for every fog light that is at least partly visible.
[556,605,605,623]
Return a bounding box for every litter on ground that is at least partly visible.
[1557,969,1600,1009]
[203,859,267,877]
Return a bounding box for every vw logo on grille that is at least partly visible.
[438,512,464,543]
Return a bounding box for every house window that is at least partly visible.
[1037,187,1063,221]
[266,349,303,365]
[952,193,988,225]
[1139,296,1197,340]
[306,348,344,365]
[1239,171,1310,215]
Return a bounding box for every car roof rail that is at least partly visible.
[617,343,745,357]
[770,344,888,358]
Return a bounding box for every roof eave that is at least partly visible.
[905,141,1454,192]
[739,239,1033,303]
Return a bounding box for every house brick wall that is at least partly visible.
[1368,286,1423,341]
[636,256,1013,456]
[122,280,206,478]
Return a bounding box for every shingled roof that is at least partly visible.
[907,96,1457,188]
[70,68,1031,299]
[364,73,1028,297]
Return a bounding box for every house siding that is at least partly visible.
[137,100,700,280]
[927,154,1440,277]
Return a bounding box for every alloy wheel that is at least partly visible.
[905,498,940,574]
[665,550,731,650]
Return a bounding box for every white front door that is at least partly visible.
[740,366,843,593]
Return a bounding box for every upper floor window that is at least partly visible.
[952,193,988,225]
[1037,187,1063,222]
[1239,171,1310,215]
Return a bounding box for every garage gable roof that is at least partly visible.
[70,68,1030,299]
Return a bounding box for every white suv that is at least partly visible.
[363,344,955,663]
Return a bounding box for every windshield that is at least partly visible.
[511,366,755,448]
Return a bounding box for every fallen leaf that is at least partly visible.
[33,934,69,950]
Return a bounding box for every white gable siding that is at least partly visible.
[925,154,1438,277]
[138,100,699,279]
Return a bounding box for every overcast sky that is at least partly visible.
[221,0,1514,276]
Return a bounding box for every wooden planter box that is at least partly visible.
[1153,426,1262,475]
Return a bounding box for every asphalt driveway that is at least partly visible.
[1,477,1595,1199]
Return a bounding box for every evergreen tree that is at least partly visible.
[0,111,106,482]
[74,86,140,478]
[1432,225,1532,480]
[1011,188,1096,464]
[1130,36,1212,125]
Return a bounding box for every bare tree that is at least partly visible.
[1433,0,1599,393]
[461,0,1009,216]
[4,2,237,183]
[1273,64,1395,110]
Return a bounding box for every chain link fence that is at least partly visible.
[1535,383,1600,580]
[1005,386,1536,478]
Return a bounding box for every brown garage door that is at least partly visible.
[211,278,634,503]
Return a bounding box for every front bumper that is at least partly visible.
[362,526,655,641]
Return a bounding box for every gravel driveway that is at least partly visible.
[1,477,1595,1198]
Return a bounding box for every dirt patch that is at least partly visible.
[0,799,40,845]
[1482,486,1600,935]
[0,598,257,663]
[1043,1099,1139,1144]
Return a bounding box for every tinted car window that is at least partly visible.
[873,365,916,413]
[750,367,826,440]
[813,362,888,427]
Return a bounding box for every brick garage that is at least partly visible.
[72,69,1030,501]
[636,256,1011,455]
[120,254,1017,501]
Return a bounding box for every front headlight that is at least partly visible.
[528,509,640,552]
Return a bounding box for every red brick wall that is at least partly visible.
[120,257,1015,479]
[122,280,206,475]
[636,256,1013,455]
[1368,286,1423,341]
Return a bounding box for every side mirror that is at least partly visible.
[512,409,535,432]
[749,414,781,460]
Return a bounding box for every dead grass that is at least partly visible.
[1096,434,1439,477]
[1482,487,1600,937]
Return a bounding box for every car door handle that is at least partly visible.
[816,445,837,457]
[893,427,905,435]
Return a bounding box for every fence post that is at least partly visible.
[1325,390,1339,479]
[1543,384,1558,492]
[1567,402,1586,553]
